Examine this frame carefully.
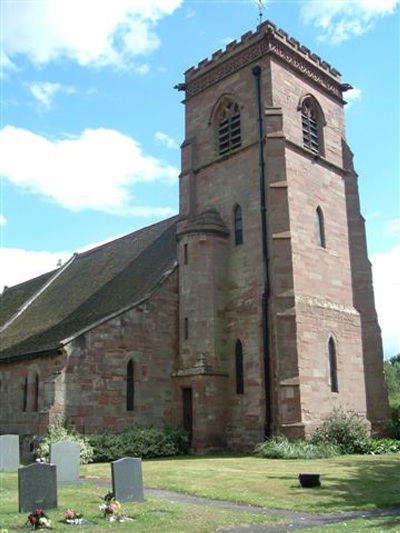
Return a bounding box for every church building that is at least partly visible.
[0,21,389,453]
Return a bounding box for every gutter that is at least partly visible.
[252,64,272,439]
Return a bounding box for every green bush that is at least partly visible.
[88,425,189,462]
[364,437,400,455]
[388,404,400,439]
[310,407,369,454]
[254,436,340,459]
[38,417,94,464]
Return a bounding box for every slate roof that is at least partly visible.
[0,216,179,362]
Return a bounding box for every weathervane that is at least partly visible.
[255,0,265,28]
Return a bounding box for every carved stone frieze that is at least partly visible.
[185,33,342,100]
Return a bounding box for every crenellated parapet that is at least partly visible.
[182,20,343,101]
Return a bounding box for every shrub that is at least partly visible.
[364,437,400,455]
[310,407,369,454]
[254,436,340,459]
[388,404,400,439]
[38,417,94,464]
[88,425,189,462]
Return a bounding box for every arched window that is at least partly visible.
[218,100,241,155]
[298,95,325,155]
[316,206,326,248]
[127,359,135,411]
[235,340,244,394]
[234,204,243,245]
[23,376,28,412]
[328,337,338,393]
[33,373,39,411]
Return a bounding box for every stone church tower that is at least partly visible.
[175,21,388,451]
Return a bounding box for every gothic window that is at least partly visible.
[328,337,339,393]
[33,373,39,412]
[184,243,188,265]
[184,317,189,340]
[234,204,243,245]
[127,359,135,411]
[235,340,244,394]
[299,95,325,155]
[316,206,326,248]
[218,100,241,155]
[23,376,28,412]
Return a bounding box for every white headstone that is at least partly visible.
[50,441,80,484]
[0,434,20,471]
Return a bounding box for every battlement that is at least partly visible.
[183,20,343,101]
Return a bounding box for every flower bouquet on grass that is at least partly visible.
[26,508,52,530]
[63,509,84,525]
[100,492,130,522]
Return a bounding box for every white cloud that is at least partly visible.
[27,82,62,110]
[0,248,72,291]
[0,214,6,226]
[371,244,400,358]
[0,125,179,214]
[300,0,399,44]
[155,131,179,149]
[385,218,400,235]
[1,0,183,70]
[344,87,362,108]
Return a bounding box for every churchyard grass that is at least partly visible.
[1,454,399,532]
[0,471,278,532]
[82,453,400,513]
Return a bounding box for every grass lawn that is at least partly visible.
[83,453,400,513]
[1,454,399,532]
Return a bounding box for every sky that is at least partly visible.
[0,0,399,358]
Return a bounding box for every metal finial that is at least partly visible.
[255,0,265,28]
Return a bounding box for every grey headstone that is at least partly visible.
[18,462,58,512]
[50,441,80,484]
[0,434,20,471]
[111,457,144,502]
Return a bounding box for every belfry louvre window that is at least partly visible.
[218,101,241,155]
[300,96,324,154]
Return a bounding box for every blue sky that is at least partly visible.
[0,0,399,358]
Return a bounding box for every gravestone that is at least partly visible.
[0,434,20,471]
[50,440,80,484]
[111,457,144,502]
[18,462,58,512]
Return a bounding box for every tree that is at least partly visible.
[384,353,400,408]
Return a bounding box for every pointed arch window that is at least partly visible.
[299,95,325,155]
[33,373,39,412]
[234,204,243,245]
[23,376,28,412]
[218,100,241,155]
[127,359,135,411]
[316,206,326,248]
[235,340,244,394]
[328,337,338,393]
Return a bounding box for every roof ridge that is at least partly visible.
[76,215,180,259]
[0,254,77,334]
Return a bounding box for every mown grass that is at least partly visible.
[102,453,400,513]
[0,470,278,533]
[1,454,399,532]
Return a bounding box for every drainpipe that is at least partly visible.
[252,65,272,439]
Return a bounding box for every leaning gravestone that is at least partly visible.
[50,440,80,484]
[18,462,58,512]
[111,457,144,502]
[0,434,20,471]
